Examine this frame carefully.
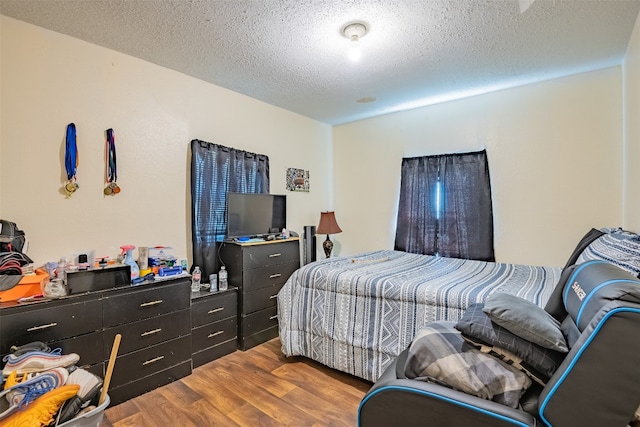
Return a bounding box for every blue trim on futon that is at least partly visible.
[562,260,608,308]
[538,307,640,427]
[575,279,639,325]
[357,385,530,427]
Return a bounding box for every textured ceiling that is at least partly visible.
[1,0,639,125]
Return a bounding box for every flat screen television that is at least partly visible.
[226,192,286,239]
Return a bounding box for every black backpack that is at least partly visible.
[0,220,26,253]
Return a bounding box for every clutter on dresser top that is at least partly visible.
[1,237,190,305]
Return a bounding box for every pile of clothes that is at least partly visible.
[0,342,103,426]
[0,220,33,297]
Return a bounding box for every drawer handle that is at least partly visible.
[140,328,162,337]
[269,273,282,279]
[26,322,57,332]
[208,307,224,314]
[269,253,282,258]
[142,355,165,366]
[269,315,278,320]
[269,294,278,299]
[208,331,224,338]
[140,299,163,307]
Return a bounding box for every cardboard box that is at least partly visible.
[148,246,173,259]
[148,246,177,267]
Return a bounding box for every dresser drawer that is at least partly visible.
[240,327,279,351]
[0,298,102,354]
[241,305,278,336]
[108,360,191,406]
[242,261,298,292]
[191,292,237,328]
[49,331,104,367]
[241,241,300,269]
[192,340,237,368]
[242,283,283,313]
[102,280,190,327]
[110,335,191,388]
[191,316,237,353]
[103,309,190,355]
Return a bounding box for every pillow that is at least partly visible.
[601,227,640,237]
[404,321,531,408]
[483,293,568,352]
[563,228,604,270]
[455,304,565,382]
[575,232,640,278]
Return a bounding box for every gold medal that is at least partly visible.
[104,181,119,196]
[64,181,78,197]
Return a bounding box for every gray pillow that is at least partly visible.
[455,304,565,381]
[404,321,531,408]
[483,293,569,353]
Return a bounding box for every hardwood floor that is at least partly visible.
[103,339,372,426]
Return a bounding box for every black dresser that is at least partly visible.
[0,275,192,406]
[190,287,238,368]
[220,238,300,350]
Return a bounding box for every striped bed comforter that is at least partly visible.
[277,250,561,382]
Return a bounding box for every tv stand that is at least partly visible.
[219,237,300,350]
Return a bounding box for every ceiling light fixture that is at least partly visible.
[343,22,367,62]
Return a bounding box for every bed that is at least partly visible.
[277,249,561,382]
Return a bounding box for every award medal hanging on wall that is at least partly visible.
[64,123,79,198]
[104,128,120,196]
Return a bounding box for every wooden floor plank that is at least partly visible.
[104,338,372,426]
[131,387,195,425]
[157,379,204,407]
[181,398,242,427]
[234,344,289,373]
[204,364,324,425]
[178,366,248,415]
[211,351,297,398]
[279,385,357,427]
[226,402,281,427]
[272,361,368,403]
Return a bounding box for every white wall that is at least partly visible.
[333,68,623,267]
[0,16,332,265]
[624,11,640,232]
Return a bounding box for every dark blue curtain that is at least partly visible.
[394,150,494,261]
[190,139,269,279]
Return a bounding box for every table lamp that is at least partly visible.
[317,211,342,258]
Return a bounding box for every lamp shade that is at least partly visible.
[317,211,342,235]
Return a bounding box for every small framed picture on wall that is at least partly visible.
[286,168,309,192]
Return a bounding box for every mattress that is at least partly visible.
[277,249,561,382]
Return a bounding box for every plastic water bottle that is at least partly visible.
[56,258,68,284]
[218,265,228,291]
[191,266,201,293]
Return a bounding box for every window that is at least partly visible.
[394,150,494,261]
[190,139,270,279]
